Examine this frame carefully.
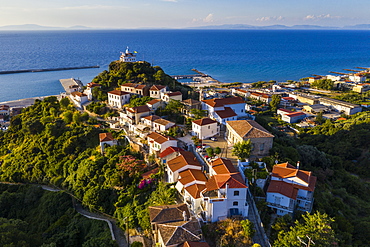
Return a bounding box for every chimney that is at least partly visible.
[182,211,188,221]
[297,161,300,170]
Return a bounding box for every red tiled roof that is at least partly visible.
[147,132,176,144]
[108,90,130,96]
[285,112,305,117]
[147,99,161,105]
[226,120,274,139]
[282,97,295,101]
[159,146,184,158]
[272,163,316,191]
[135,84,148,89]
[150,85,166,91]
[143,115,162,121]
[127,105,150,113]
[205,173,247,191]
[149,203,190,224]
[86,82,101,88]
[99,132,114,142]
[71,91,87,97]
[211,158,237,175]
[154,118,173,126]
[121,83,137,88]
[179,169,207,185]
[141,167,159,179]
[214,107,237,119]
[192,117,217,126]
[267,180,298,200]
[165,91,182,96]
[278,108,293,114]
[185,184,207,199]
[167,151,201,172]
[202,96,245,108]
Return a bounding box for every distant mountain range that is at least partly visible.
[190,24,370,30]
[1,23,370,31]
[0,24,92,30]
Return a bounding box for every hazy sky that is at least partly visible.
[0,0,368,28]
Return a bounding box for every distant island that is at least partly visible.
[1,23,370,31]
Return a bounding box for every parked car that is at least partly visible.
[210,137,218,141]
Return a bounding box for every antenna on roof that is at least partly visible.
[297,161,300,170]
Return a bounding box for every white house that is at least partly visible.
[249,92,271,104]
[176,169,207,213]
[161,92,183,102]
[150,85,167,99]
[147,132,178,156]
[213,107,237,125]
[119,47,136,62]
[70,91,89,106]
[349,73,366,83]
[141,115,162,129]
[85,82,101,100]
[159,146,184,164]
[208,158,237,177]
[266,162,316,216]
[201,97,247,124]
[99,132,117,153]
[147,99,164,112]
[166,151,202,183]
[201,173,248,222]
[191,118,219,140]
[281,112,306,123]
[153,118,176,133]
[108,90,130,108]
[121,83,150,96]
[319,97,362,115]
[0,105,10,116]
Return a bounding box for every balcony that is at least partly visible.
[267,202,294,212]
[297,194,313,201]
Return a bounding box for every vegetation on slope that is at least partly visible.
[0,96,176,234]
[257,112,370,246]
[0,184,116,247]
[91,61,197,100]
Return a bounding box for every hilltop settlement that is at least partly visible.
[0,48,370,247]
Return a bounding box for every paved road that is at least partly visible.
[247,190,271,247]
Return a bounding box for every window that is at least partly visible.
[260,143,265,151]
[234,191,239,196]
[233,201,238,206]
[208,126,210,129]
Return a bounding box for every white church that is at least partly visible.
[119,47,137,62]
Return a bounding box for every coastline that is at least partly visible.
[0,95,58,108]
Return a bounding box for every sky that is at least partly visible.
[0,0,368,29]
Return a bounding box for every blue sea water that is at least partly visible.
[1,29,370,102]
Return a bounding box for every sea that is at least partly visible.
[1,29,370,102]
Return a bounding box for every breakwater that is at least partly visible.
[0,65,100,75]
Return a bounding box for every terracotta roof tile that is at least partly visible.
[147,132,176,144]
[108,90,130,96]
[192,117,217,126]
[99,132,114,142]
[165,91,182,96]
[271,163,316,191]
[205,173,247,191]
[143,115,162,121]
[285,112,305,117]
[267,180,298,199]
[184,184,207,199]
[159,146,184,158]
[211,158,237,174]
[141,167,159,179]
[179,169,207,185]
[150,85,166,91]
[226,120,274,139]
[154,118,173,126]
[147,99,161,105]
[202,96,245,107]
[127,105,150,113]
[167,151,201,172]
[214,107,237,119]
[149,203,190,224]
[157,219,202,246]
